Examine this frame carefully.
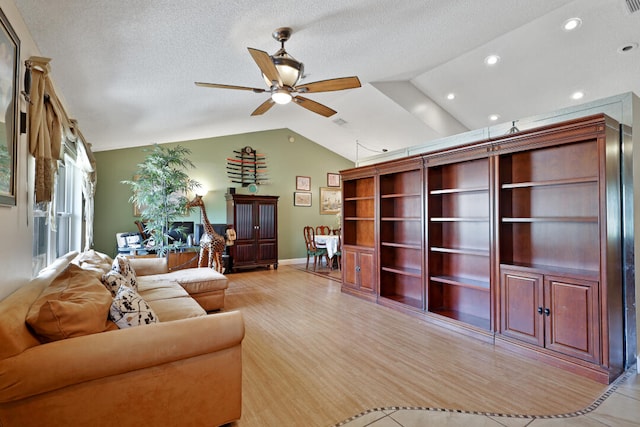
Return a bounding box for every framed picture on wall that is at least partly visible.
[319,187,341,215]
[294,192,312,207]
[327,173,341,187]
[0,9,20,206]
[296,176,310,191]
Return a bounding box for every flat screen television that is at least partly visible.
[168,221,195,244]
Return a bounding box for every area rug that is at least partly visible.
[295,265,342,282]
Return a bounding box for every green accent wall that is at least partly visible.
[93,128,354,260]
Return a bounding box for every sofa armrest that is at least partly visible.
[128,256,169,275]
[0,311,244,403]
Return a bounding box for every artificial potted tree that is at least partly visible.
[123,144,200,256]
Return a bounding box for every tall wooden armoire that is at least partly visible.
[225,194,279,271]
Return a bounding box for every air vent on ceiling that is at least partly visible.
[625,0,640,13]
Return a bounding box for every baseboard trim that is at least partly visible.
[277,258,307,266]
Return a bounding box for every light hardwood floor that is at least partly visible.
[223,265,610,427]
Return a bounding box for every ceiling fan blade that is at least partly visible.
[293,96,337,117]
[195,82,266,93]
[296,76,361,93]
[251,98,275,116]
[247,48,282,87]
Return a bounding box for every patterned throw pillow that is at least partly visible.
[109,285,158,328]
[111,255,137,291]
[101,270,128,297]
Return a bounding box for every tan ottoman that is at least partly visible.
[161,268,229,311]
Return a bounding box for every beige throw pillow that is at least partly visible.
[26,263,116,342]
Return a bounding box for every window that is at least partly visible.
[32,148,84,275]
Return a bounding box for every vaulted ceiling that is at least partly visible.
[14,0,640,160]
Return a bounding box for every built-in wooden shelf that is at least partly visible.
[382,266,422,278]
[381,217,421,222]
[380,294,422,309]
[501,176,598,189]
[502,217,598,223]
[380,192,421,198]
[430,275,490,291]
[430,247,489,257]
[499,262,600,281]
[430,187,488,195]
[430,309,491,330]
[341,114,625,384]
[344,196,374,201]
[382,242,421,250]
[430,217,489,222]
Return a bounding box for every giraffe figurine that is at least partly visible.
[186,195,226,273]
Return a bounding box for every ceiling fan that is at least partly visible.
[195,27,361,117]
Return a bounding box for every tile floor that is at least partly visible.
[334,368,640,427]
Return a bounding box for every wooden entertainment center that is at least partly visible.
[341,114,624,384]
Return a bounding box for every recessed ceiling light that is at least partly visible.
[489,114,500,121]
[571,91,585,100]
[563,17,582,31]
[484,55,500,66]
[617,42,638,54]
[447,93,455,100]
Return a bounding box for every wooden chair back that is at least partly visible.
[303,226,318,251]
[315,225,331,235]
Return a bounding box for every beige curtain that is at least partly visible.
[26,57,98,248]
[27,57,63,203]
[73,123,98,250]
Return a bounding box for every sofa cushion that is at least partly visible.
[112,255,137,291]
[137,278,190,302]
[109,285,159,328]
[25,263,116,343]
[160,268,229,295]
[146,297,206,322]
[73,250,113,279]
[127,256,169,276]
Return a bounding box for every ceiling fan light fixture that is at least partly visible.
[271,88,292,104]
[262,52,304,87]
[196,26,360,117]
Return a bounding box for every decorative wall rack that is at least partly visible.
[226,146,268,187]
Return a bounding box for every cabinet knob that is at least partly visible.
[544,308,551,316]
[356,266,361,272]
[537,307,543,315]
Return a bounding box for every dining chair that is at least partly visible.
[315,225,331,235]
[304,226,328,271]
[331,234,342,271]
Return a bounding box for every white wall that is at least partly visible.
[0,0,41,299]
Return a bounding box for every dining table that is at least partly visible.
[314,234,340,259]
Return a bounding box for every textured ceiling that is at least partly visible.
[13,0,640,160]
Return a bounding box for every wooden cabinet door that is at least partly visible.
[343,248,358,289]
[500,270,544,347]
[358,251,375,292]
[256,201,277,264]
[544,276,600,363]
[342,247,374,293]
[232,200,256,265]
